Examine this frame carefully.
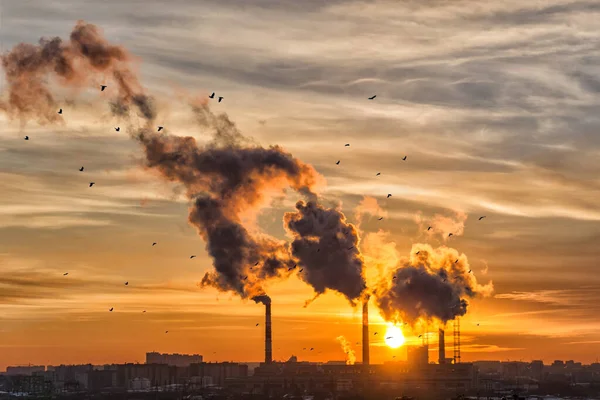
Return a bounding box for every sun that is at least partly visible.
[384,325,405,349]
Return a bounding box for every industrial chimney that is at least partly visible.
[438,328,446,364]
[362,295,370,367]
[252,295,272,364]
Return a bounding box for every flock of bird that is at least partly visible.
[22,86,488,355]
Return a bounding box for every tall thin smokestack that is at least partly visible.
[439,328,446,364]
[362,295,370,367]
[265,302,272,364]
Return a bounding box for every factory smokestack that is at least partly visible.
[362,295,370,367]
[438,328,446,364]
[252,295,272,364]
[265,302,273,364]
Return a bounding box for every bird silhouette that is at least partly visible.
[368,95,376,100]
[477,323,480,326]
[336,160,340,165]
[427,226,432,231]
[256,323,259,326]
[376,172,380,176]
[374,332,378,335]
[402,156,407,161]
[317,248,320,252]
[299,268,303,272]
[387,194,392,198]
[418,334,422,338]
[310,348,314,351]
[190,255,196,259]
[79,167,84,172]
[479,216,486,220]
[58,109,62,114]
[115,127,120,132]
[254,262,259,266]
[218,97,224,102]
[386,336,393,340]
[378,217,383,220]
[209,92,215,99]
[125,282,129,286]
[348,246,354,250]
[158,126,163,132]
[63,272,69,276]
[24,136,29,140]
[393,276,396,280]
[416,251,420,254]
[165,331,169,334]
[109,308,113,312]
[152,242,157,246]
[448,233,453,237]
[143,310,146,313]
[345,144,350,147]
[101,85,107,91]
[455,259,459,263]
[468,270,472,273]
[89,182,95,187]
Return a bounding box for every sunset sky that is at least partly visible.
[2,0,600,371]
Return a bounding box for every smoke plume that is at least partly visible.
[374,244,493,325]
[284,201,367,306]
[252,294,271,305]
[336,335,356,365]
[0,20,156,125]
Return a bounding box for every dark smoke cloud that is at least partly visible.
[373,244,493,325]
[252,294,271,305]
[284,201,366,305]
[0,20,155,125]
[136,110,320,299]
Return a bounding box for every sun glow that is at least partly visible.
[384,325,405,348]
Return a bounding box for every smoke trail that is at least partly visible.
[2,21,370,305]
[284,201,367,306]
[0,20,156,125]
[374,244,493,325]
[336,335,356,365]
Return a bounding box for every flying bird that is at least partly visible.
[256,323,259,326]
[209,92,215,98]
[101,85,107,91]
[218,97,224,102]
[477,323,480,326]
[348,246,354,250]
[393,276,396,280]
[58,109,62,114]
[317,248,320,252]
[455,259,459,263]
[165,331,168,334]
[386,336,393,340]
[299,268,304,272]
[158,126,163,132]
[125,282,128,286]
[418,334,422,338]
[89,182,95,187]
[376,172,381,176]
[345,144,350,147]
[378,217,383,220]
[24,136,29,140]
[109,308,113,312]
[468,270,472,273]
[152,242,157,246]
[115,127,120,132]
[402,156,407,161]
[374,332,378,335]
[448,233,453,237]
[336,160,340,165]
[387,194,392,198]
[427,226,432,231]
[479,216,486,220]
[310,348,314,351]
[190,255,196,259]
[368,95,376,100]
[79,167,84,172]
[63,272,69,276]
[416,251,420,254]
[143,310,146,313]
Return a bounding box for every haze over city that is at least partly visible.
[2,0,600,373]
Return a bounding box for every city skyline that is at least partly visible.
[2,0,600,371]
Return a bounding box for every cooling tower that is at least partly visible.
[265,302,272,364]
[439,328,446,364]
[362,295,370,366]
